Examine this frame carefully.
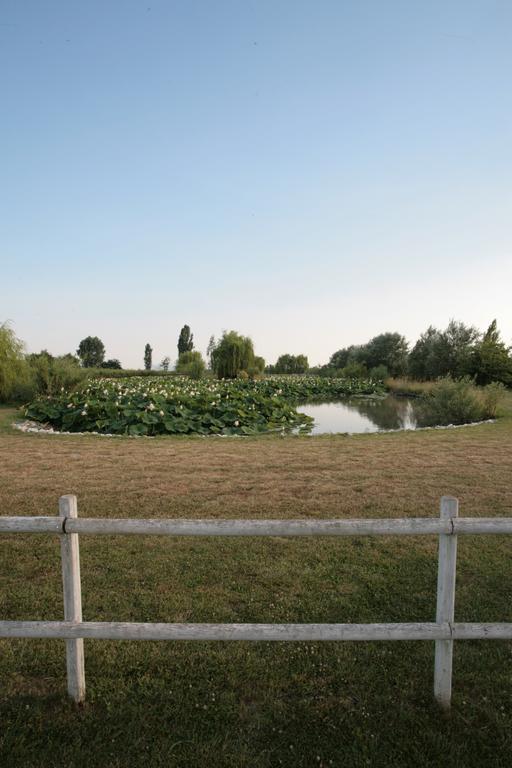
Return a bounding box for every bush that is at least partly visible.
[335,362,368,379]
[418,378,504,426]
[175,351,206,380]
[27,353,87,396]
[480,381,506,417]
[369,364,389,381]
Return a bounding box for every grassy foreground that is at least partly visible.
[1,399,512,768]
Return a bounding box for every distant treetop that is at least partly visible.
[178,325,194,355]
[76,336,105,368]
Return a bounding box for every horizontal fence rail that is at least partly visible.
[2,621,512,642]
[0,495,511,710]
[2,516,512,536]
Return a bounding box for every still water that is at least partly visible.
[298,396,419,435]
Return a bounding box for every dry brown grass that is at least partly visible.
[1,404,511,521]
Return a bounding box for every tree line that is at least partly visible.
[319,319,512,386]
[2,317,511,405]
[73,324,266,380]
[53,317,512,387]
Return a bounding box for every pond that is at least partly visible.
[297,395,420,435]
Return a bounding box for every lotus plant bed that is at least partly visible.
[22,375,384,437]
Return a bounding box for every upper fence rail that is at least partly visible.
[2,516,512,536]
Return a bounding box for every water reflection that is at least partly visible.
[297,396,420,435]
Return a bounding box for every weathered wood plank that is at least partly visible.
[453,518,512,535]
[2,516,512,537]
[434,496,458,710]
[59,496,86,704]
[0,621,451,641]
[1,620,511,642]
[65,517,450,536]
[0,516,63,533]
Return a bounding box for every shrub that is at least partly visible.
[27,353,87,396]
[369,364,389,381]
[480,381,506,418]
[418,378,504,426]
[175,351,206,380]
[335,362,367,379]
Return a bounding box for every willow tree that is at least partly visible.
[210,331,255,379]
[0,321,28,401]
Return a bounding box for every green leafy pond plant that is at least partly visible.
[22,375,384,436]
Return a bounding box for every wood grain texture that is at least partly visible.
[59,495,86,703]
[1,516,511,536]
[1,620,511,641]
[434,496,458,710]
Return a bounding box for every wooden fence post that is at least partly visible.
[59,495,86,703]
[434,496,458,710]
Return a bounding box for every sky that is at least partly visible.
[1,0,511,368]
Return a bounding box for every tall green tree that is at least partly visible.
[210,331,255,379]
[178,325,194,355]
[471,320,512,385]
[409,321,480,380]
[76,336,105,368]
[328,334,407,376]
[328,345,365,369]
[440,320,480,378]
[408,326,444,380]
[144,343,153,371]
[363,333,409,377]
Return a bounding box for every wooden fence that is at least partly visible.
[1,495,511,710]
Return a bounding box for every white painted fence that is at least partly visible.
[1,495,511,710]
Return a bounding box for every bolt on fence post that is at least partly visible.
[434,496,458,710]
[59,495,86,703]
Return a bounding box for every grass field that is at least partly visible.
[1,398,512,767]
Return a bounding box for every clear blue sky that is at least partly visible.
[1,0,511,368]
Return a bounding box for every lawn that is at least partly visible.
[1,398,512,767]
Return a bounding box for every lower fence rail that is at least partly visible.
[2,620,512,642]
[0,495,511,710]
